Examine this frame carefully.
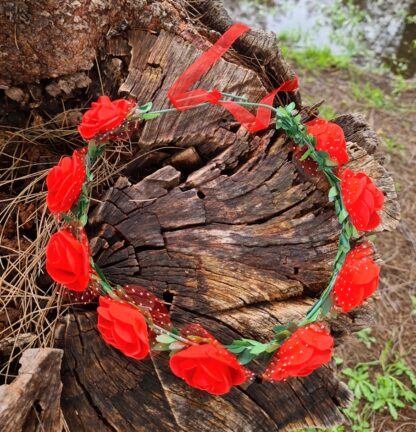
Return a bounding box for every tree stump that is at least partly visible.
[0,348,63,431]
[2,0,400,430]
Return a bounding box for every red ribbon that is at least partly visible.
[167,23,298,133]
[219,76,298,132]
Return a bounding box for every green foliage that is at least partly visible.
[355,328,376,349]
[350,82,390,109]
[392,74,416,95]
[280,44,350,70]
[296,341,416,431]
[138,102,162,120]
[323,0,366,29]
[153,333,187,355]
[226,339,278,365]
[273,105,356,326]
[318,105,338,120]
[382,136,405,155]
[322,0,368,59]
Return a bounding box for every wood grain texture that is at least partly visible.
[58,311,351,432]
[53,2,398,431]
[61,135,385,431]
[0,348,63,431]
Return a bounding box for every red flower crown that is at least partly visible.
[44,24,384,395]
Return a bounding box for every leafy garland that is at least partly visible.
[44,24,384,394]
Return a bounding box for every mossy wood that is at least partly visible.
[1,0,400,431]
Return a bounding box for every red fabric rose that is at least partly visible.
[340,168,384,231]
[97,296,150,360]
[46,149,86,214]
[333,242,379,312]
[306,117,349,165]
[46,229,91,292]
[78,96,134,140]
[263,323,334,381]
[169,324,247,395]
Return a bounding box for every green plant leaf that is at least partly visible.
[273,324,287,334]
[338,208,349,223]
[79,214,88,226]
[299,148,312,161]
[320,295,332,316]
[328,186,338,199]
[169,341,186,351]
[142,112,161,120]
[139,102,153,113]
[250,343,268,355]
[324,158,339,167]
[156,334,176,344]
[152,343,171,351]
[238,349,257,365]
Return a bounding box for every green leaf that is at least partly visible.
[328,186,338,199]
[273,324,287,334]
[79,214,88,226]
[139,102,153,113]
[338,208,349,223]
[351,225,360,239]
[324,158,339,167]
[142,112,161,120]
[387,401,398,420]
[320,295,332,316]
[156,334,176,344]
[250,343,268,355]
[238,349,256,365]
[226,345,247,354]
[286,102,296,112]
[373,400,385,410]
[61,213,72,223]
[152,343,170,351]
[169,341,186,351]
[316,150,330,160]
[299,148,312,161]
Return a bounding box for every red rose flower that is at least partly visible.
[340,168,384,231]
[78,96,134,140]
[306,117,349,165]
[334,242,380,312]
[46,149,86,214]
[97,296,150,360]
[46,229,90,292]
[263,323,334,381]
[113,285,171,331]
[170,325,247,395]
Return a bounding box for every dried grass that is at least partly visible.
[0,110,137,381]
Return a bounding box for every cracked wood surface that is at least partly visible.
[54,2,399,431]
[59,121,396,430]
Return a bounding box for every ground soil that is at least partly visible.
[299,65,416,431]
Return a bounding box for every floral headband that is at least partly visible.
[44,24,384,395]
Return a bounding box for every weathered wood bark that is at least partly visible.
[56,115,398,431]
[0,348,63,431]
[54,11,399,432]
[1,0,400,430]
